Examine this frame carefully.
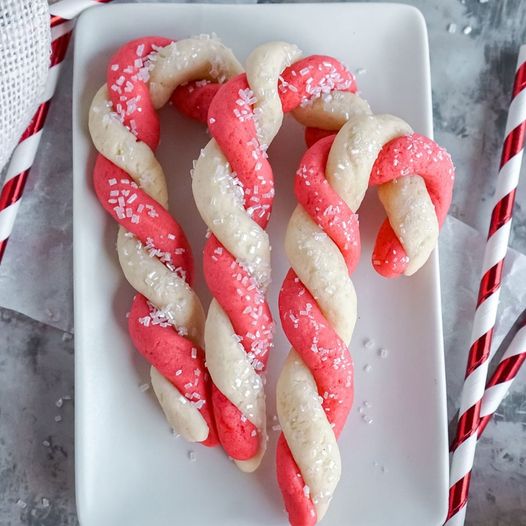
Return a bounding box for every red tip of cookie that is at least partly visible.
[128,294,219,447]
[211,386,259,460]
[276,435,317,526]
[371,220,409,278]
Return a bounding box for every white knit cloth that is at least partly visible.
[0,0,50,172]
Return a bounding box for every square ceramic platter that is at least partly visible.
[73,3,449,525]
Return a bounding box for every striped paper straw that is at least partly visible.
[0,0,111,262]
[478,323,526,437]
[446,45,526,526]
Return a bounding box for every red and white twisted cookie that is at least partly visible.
[191,42,370,472]
[88,35,243,446]
[276,119,454,522]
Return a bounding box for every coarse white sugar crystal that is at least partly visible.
[188,450,196,462]
[42,498,50,507]
[447,23,457,33]
[362,415,373,424]
[193,399,205,410]
[55,398,63,408]
[378,348,389,359]
[111,64,119,71]
[462,25,472,35]
[363,364,372,373]
[303,485,310,497]
[54,415,62,423]
[139,383,150,392]
[42,440,51,447]
[138,316,151,327]
[16,499,27,509]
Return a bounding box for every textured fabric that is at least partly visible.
[0,0,50,171]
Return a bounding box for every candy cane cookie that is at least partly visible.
[88,35,242,446]
[276,109,454,523]
[190,42,371,471]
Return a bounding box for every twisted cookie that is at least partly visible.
[276,116,454,523]
[89,35,242,445]
[191,42,370,471]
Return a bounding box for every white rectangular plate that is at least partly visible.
[73,3,448,525]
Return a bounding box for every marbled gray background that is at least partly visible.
[1,0,526,525]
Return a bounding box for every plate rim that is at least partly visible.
[73,3,449,525]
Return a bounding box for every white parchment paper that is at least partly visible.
[439,216,526,418]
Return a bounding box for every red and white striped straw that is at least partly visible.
[446,45,526,526]
[0,0,111,262]
[478,323,526,437]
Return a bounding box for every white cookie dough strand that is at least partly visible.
[149,37,243,108]
[246,42,302,145]
[117,229,206,346]
[292,91,372,131]
[285,206,357,343]
[150,367,209,443]
[277,351,341,521]
[378,175,439,276]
